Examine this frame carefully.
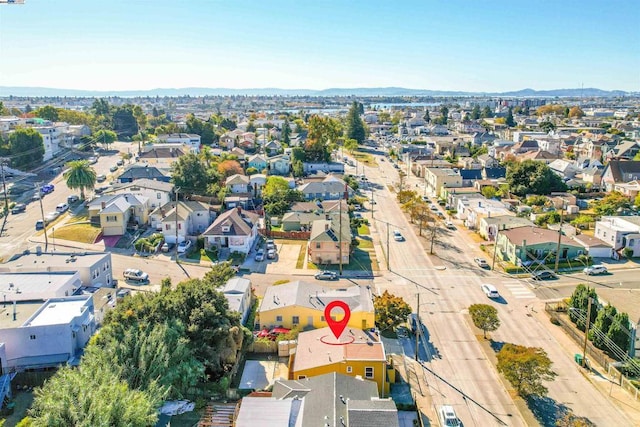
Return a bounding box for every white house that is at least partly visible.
[201,207,259,254]
[149,201,215,244]
[0,252,114,288]
[106,179,173,210]
[156,133,201,153]
[0,295,95,372]
[32,125,63,161]
[226,174,251,194]
[222,277,252,325]
[594,216,640,257]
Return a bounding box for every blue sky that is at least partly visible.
[0,0,638,92]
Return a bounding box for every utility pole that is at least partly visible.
[36,183,49,252]
[370,186,374,221]
[0,159,9,237]
[415,292,420,361]
[554,204,565,273]
[582,297,593,368]
[174,187,180,264]
[386,223,390,271]
[339,185,344,276]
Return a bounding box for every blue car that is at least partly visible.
[41,184,55,194]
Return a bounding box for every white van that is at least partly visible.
[481,284,500,299]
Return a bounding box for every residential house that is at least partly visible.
[601,160,640,192]
[458,157,482,170]
[424,168,462,197]
[149,201,214,244]
[0,290,95,373]
[516,150,557,164]
[456,121,485,134]
[259,281,374,330]
[459,169,483,187]
[549,159,578,180]
[106,179,173,210]
[222,277,252,325]
[457,197,513,230]
[249,174,267,198]
[247,154,268,172]
[117,165,170,183]
[302,162,345,174]
[226,174,251,193]
[231,147,246,161]
[479,215,534,241]
[156,133,201,153]
[482,166,507,180]
[234,373,399,427]
[268,155,291,176]
[581,166,603,189]
[472,132,496,146]
[308,213,351,265]
[1,251,114,288]
[607,140,640,160]
[572,234,613,259]
[137,145,185,168]
[0,271,82,304]
[87,194,150,236]
[614,180,640,200]
[299,175,351,201]
[281,211,328,232]
[511,140,540,155]
[290,328,391,395]
[512,131,547,142]
[264,140,282,156]
[220,133,235,150]
[496,226,584,266]
[202,207,260,255]
[594,216,640,257]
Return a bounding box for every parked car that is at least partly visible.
[123,268,149,283]
[531,270,558,281]
[109,165,119,172]
[55,203,69,213]
[393,230,404,241]
[67,195,79,204]
[438,405,461,427]
[31,192,42,201]
[45,211,60,221]
[35,219,45,230]
[177,240,192,254]
[96,174,107,183]
[481,284,500,299]
[583,265,608,275]
[116,288,131,301]
[254,250,265,262]
[11,203,26,214]
[474,258,489,269]
[266,239,275,250]
[161,242,174,253]
[88,156,98,164]
[267,248,276,259]
[315,270,337,280]
[116,159,124,166]
[445,220,455,229]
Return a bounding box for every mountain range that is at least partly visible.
[0,86,632,98]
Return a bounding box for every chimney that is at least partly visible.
[325,223,329,231]
[236,206,242,215]
[13,300,17,321]
[101,201,106,209]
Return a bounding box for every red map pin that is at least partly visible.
[324,301,351,339]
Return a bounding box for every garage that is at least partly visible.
[573,235,613,259]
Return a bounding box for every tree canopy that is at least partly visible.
[373,291,411,332]
[8,128,45,169]
[345,101,366,144]
[591,191,630,216]
[506,160,567,197]
[568,284,598,331]
[171,153,212,195]
[497,343,556,396]
[469,304,500,339]
[64,160,97,200]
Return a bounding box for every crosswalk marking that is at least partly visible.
[502,281,536,299]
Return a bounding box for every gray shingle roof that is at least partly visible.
[202,208,258,237]
[260,280,373,313]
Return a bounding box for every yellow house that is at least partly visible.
[289,327,393,396]
[258,281,374,330]
[88,194,150,236]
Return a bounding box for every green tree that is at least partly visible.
[568,284,598,331]
[292,160,304,177]
[469,304,500,339]
[345,101,366,144]
[306,115,341,162]
[93,129,117,149]
[171,153,211,195]
[607,311,631,354]
[112,105,139,138]
[373,291,411,331]
[8,128,45,169]
[568,106,585,118]
[440,106,449,124]
[505,107,515,127]
[471,105,481,120]
[481,106,493,118]
[482,186,497,199]
[423,110,431,123]
[282,117,291,145]
[592,191,630,216]
[263,176,290,200]
[0,101,8,115]
[497,344,557,396]
[34,105,59,121]
[64,160,97,200]
[506,160,567,196]
[540,121,556,133]
[92,98,111,116]
[591,304,617,349]
[344,138,359,155]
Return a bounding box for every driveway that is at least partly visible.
[264,242,303,274]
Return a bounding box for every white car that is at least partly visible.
[177,240,192,254]
[438,405,461,427]
[393,230,404,241]
[481,284,500,299]
[445,220,455,229]
[254,250,265,262]
[45,211,60,221]
[55,203,69,213]
[583,265,608,275]
[267,248,276,259]
[123,268,149,283]
[474,257,490,269]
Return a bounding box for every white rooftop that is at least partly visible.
[0,272,80,302]
[3,251,110,269]
[25,296,91,327]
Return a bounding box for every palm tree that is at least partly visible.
[64,160,97,200]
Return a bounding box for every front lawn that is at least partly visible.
[186,249,218,263]
[50,222,102,244]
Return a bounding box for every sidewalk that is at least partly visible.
[531,301,640,425]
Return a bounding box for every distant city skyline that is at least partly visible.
[1,0,638,92]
